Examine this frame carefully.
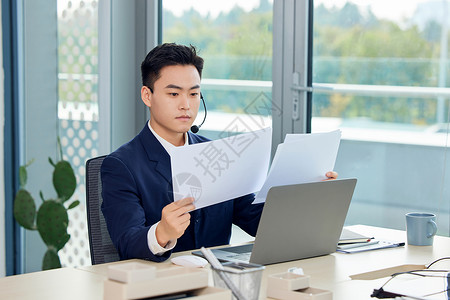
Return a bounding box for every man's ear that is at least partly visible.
[141,86,152,108]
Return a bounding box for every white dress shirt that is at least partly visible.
[146,121,189,255]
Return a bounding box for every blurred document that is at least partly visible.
[383,272,450,300]
[253,130,341,203]
[171,128,272,210]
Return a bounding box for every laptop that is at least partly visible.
[193,178,357,265]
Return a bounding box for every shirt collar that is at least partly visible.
[147,121,189,155]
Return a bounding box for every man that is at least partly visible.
[101,43,338,262]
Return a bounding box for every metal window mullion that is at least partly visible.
[292,0,310,134]
[292,83,450,98]
[98,0,112,155]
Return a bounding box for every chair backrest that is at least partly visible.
[85,155,120,265]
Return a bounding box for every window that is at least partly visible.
[313,1,450,234]
[162,0,273,139]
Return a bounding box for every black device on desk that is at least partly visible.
[193,178,357,265]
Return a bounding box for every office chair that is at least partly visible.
[85,155,120,265]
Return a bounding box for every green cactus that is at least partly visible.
[43,248,61,269]
[13,189,36,230]
[37,200,70,251]
[13,160,37,230]
[49,158,77,202]
[13,149,80,270]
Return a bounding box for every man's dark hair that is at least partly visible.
[141,43,204,91]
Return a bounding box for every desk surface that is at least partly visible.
[2,225,449,300]
[0,267,105,300]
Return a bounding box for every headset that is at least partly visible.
[190,93,207,133]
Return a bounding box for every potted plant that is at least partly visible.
[13,141,80,270]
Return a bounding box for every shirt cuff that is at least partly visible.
[147,222,177,256]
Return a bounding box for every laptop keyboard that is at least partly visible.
[191,244,254,263]
[225,252,251,261]
[223,244,254,254]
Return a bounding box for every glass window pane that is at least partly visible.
[162,0,273,139]
[313,1,450,234]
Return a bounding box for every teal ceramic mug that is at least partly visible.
[405,212,437,246]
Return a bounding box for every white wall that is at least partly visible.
[0,1,6,277]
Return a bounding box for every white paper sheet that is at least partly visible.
[170,127,272,210]
[253,130,341,203]
[383,273,450,300]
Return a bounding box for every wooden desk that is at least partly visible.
[1,225,449,300]
[0,267,105,300]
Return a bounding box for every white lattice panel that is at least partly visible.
[57,0,99,267]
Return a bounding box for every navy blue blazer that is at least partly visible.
[101,124,264,262]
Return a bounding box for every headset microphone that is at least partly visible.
[190,93,207,133]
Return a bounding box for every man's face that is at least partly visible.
[142,64,201,142]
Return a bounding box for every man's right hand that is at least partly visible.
[155,197,195,247]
